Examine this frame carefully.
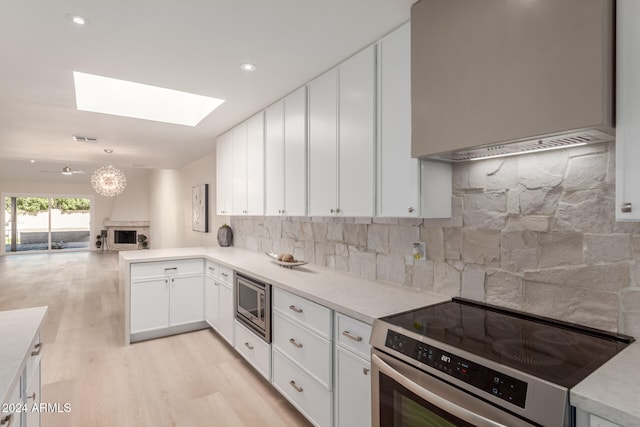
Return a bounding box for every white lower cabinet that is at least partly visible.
[590,415,622,427]
[272,288,333,426]
[335,346,370,427]
[272,349,332,427]
[334,313,372,427]
[130,259,205,340]
[204,262,234,346]
[234,320,271,381]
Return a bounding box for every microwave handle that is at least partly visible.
[372,354,509,427]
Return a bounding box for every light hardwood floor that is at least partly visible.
[0,251,312,427]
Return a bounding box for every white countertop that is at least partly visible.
[0,306,47,406]
[571,341,640,426]
[119,246,449,325]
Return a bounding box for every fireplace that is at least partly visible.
[114,230,136,244]
[103,220,150,251]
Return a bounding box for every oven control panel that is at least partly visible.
[385,330,527,408]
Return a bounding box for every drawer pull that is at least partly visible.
[289,380,303,393]
[342,331,363,342]
[164,267,177,272]
[289,338,303,349]
[207,266,216,271]
[27,392,36,401]
[288,305,303,314]
[0,414,14,426]
[31,342,43,357]
[363,368,370,376]
[244,342,254,350]
[221,272,229,278]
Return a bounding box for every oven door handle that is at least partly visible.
[372,354,509,427]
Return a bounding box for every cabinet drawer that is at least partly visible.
[131,259,203,279]
[218,265,233,285]
[273,288,331,338]
[25,332,43,385]
[335,313,372,360]
[205,260,220,279]
[273,311,332,389]
[234,320,271,381]
[272,349,332,427]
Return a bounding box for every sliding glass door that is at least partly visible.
[4,196,92,253]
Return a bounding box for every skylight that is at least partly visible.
[73,71,225,126]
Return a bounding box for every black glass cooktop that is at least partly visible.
[381,298,634,388]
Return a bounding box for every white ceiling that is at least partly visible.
[0,0,415,184]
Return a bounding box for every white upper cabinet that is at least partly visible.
[246,113,265,215]
[377,23,420,218]
[231,113,264,216]
[308,69,339,216]
[308,46,376,217]
[339,46,376,217]
[616,0,640,221]
[216,131,233,215]
[265,87,307,216]
[232,121,248,214]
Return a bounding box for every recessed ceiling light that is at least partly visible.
[30,160,36,164]
[240,63,256,71]
[104,148,113,154]
[73,71,225,126]
[65,13,88,25]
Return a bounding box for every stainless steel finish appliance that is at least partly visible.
[410,0,615,161]
[370,298,633,427]
[235,273,271,342]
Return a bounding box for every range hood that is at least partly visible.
[410,0,615,162]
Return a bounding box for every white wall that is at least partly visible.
[148,148,229,249]
[108,174,150,222]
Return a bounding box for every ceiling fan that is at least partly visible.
[39,164,87,175]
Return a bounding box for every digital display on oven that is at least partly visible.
[385,330,528,408]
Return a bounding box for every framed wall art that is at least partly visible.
[192,183,209,232]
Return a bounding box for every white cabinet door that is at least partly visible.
[216,131,233,215]
[339,46,376,217]
[131,278,170,333]
[24,362,41,427]
[265,100,285,215]
[284,86,308,216]
[218,281,234,345]
[335,346,371,427]
[377,23,420,218]
[616,0,640,221]
[232,121,248,215]
[169,275,204,326]
[246,112,265,215]
[308,69,338,216]
[204,274,217,328]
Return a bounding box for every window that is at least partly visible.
[3,195,92,253]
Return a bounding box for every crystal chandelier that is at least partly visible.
[91,165,127,197]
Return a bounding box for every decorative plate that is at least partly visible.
[265,252,307,269]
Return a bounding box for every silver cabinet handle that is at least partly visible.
[622,202,632,213]
[27,392,36,401]
[363,367,370,376]
[164,267,177,272]
[289,338,303,348]
[244,342,254,350]
[288,305,303,314]
[221,272,229,278]
[330,208,335,213]
[408,207,415,213]
[165,279,169,284]
[31,342,43,357]
[207,266,216,271]
[342,331,363,342]
[336,208,341,213]
[0,414,14,426]
[289,380,303,393]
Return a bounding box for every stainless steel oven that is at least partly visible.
[235,273,271,342]
[370,298,633,427]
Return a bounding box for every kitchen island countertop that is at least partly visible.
[0,306,47,407]
[571,340,640,426]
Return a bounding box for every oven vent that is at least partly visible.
[428,130,614,162]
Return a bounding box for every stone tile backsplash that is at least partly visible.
[231,142,640,336]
